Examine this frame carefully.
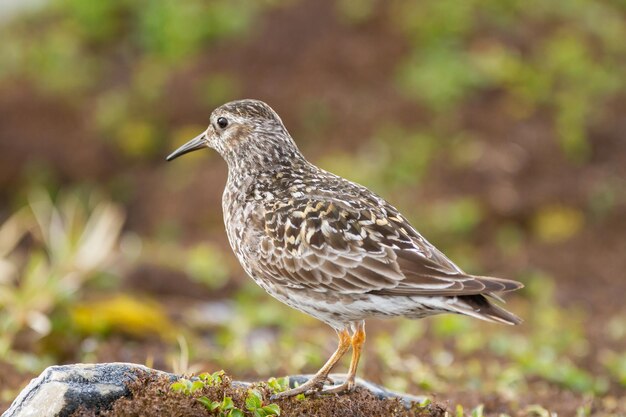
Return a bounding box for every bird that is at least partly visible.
[166,99,523,398]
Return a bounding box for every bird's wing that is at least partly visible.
[253,185,520,297]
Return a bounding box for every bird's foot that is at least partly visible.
[270,375,327,400]
[318,377,356,395]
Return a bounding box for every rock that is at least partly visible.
[2,363,172,417]
[3,363,427,417]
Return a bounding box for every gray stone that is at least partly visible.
[2,363,172,417]
[3,363,426,417]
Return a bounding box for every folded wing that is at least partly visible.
[254,194,522,298]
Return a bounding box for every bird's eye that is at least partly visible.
[217,117,229,129]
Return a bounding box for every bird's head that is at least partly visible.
[166,99,303,171]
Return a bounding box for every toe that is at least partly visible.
[319,379,356,395]
[270,375,328,399]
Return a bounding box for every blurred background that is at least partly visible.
[0,0,625,414]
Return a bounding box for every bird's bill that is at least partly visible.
[166,132,209,161]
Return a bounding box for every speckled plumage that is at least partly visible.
[167,99,523,397]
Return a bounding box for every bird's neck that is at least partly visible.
[223,132,307,176]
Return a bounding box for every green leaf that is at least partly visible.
[230,410,244,417]
[199,370,224,386]
[170,378,193,395]
[214,371,225,385]
[197,396,219,410]
[221,397,235,411]
[245,389,263,410]
[190,380,205,393]
[262,403,281,416]
[170,381,186,393]
[267,377,289,394]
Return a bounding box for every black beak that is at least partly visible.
[166,132,209,161]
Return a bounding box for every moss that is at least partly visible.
[70,372,446,417]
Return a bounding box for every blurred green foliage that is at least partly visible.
[1,0,264,81]
[0,189,125,370]
[0,0,274,163]
[318,127,442,193]
[392,0,625,162]
[0,0,625,414]
[185,243,232,289]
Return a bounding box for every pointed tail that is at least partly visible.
[453,294,522,325]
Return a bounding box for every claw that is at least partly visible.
[270,375,327,400]
[319,379,356,395]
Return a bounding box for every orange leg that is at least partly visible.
[322,320,366,394]
[272,328,351,398]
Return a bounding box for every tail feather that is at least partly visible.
[473,275,524,293]
[452,294,522,325]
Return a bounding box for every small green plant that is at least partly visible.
[170,378,204,396]
[170,370,226,395]
[200,370,226,387]
[266,377,289,394]
[198,396,243,417]
[170,373,277,417]
[245,389,281,417]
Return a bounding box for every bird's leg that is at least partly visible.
[271,329,351,399]
[321,320,366,394]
